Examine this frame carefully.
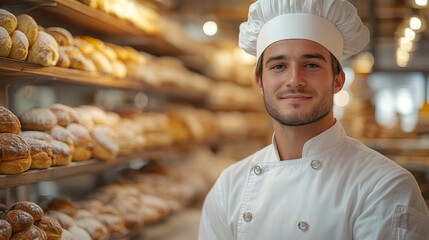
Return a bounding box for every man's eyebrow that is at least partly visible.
[265,54,287,65]
[265,53,327,65]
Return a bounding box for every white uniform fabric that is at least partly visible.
[199,121,429,240]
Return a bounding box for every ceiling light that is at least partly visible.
[414,0,428,7]
[409,16,423,31]
[202,21,218,36]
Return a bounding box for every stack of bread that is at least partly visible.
[0,201,63,240]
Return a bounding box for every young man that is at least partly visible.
[198,0,429,239]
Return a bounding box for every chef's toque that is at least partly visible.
[239,0,370,62]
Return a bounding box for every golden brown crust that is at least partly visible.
[49,125,75,153]
[50,104,79,123]
[10,225,46,240]
[67,123,93,161]
[91,126,118,161]
[75,218,109,240]
[27,31,59,66]
[19,108,58,131]
[10,201,44,221]
[46,197,77,217]
[23,137,53,169]
[44,210,75,230]
[0,9,17,34]
[0,133,30,161]
[0,106,21,134]
[45,27,74,46]
[9,30,29,60]
[56,46,71,68]
[3,209,34,233]
[16,14,38,46]
[0,26,12,57]
[34,215,63,240]
[50,140,72,166]
[0,219,12,240]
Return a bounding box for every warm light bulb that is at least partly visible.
[203,21,218,36]
[409,17,422,31]
[415,0,428,7]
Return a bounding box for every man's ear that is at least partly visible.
[333,71,346,94]
[256,76,263,94]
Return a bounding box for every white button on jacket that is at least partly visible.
[199,122,429,240]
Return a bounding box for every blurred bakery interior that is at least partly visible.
[0,0,428,239]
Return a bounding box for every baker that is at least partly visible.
[198,0,429,239]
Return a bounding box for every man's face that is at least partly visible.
[256,39,344,126]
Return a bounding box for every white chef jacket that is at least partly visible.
[199,121,429,240]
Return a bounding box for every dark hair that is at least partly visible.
[255,52,343,78]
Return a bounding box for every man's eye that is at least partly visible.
[271,64,285,70]
[304,63,319,68]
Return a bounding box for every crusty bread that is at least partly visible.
[50,140,72,166]
[16,14,38,45]
[10,201,44,221]
[0,219,12,240]
[91,126,119,161]
[27,31,59,66]
[0,133,31,174]
[0,106,21,134]
[9,225,47,240]
[3,209,34,233]
[9,30,29,60]
[67,123,93,161]
[19,107,58,131]
[46,27,74,46]
[45,210,75,230]
[75,218,109,240]
[50,103,78,123]
[46,197,77,217]
[20,130,54,142]
[23,137,53,169]
[0,26,12,57]
[67,225,92,240]
[56,46,71,68]
[0,9,17,34]
[34,215,63,240]
[50,125,75,154]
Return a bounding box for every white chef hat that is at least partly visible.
[239,0,370,62]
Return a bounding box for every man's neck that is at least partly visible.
[274,117,335,160]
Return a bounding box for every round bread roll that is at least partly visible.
[50,103,78,123]
[27,31,59,66]
[46,197,77,217]
[56,46,71,68]
[0,106,21,134]
[50,140,72,166]
[75,218,109,240]
[69,54,97,72]
[95,213,126,236]
[59,228,73,240]
[34,215,63,240]
[0,26,12,57]
[86,50,112,74]
[91,125,119,161]
[0,133,31,174]
[45,27,74,46]
[67,225,91,240]
[19,107,58,131]
[10,201,44,221]
[9,30,29,60]
[67,123,93,161]
[21,130,54,142]
[3,209,34,233]
[0,9,17,34]
[10,225,47,240]
[16,14,38,46]
[49,125,75,153]
[23,137,53,169]
[45,210,75,230]
[0,219,12,240]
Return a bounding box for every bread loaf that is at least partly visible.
[22,137,53,169]
[75,218,109,240]
[49,125,75,154]
[0,106,21,134]
[10,201,44,221]
[0,26,12,57]
[20,130,53,142]
[9,30,29,60]
[45,210,75,230]
[0,9,17,34]
[50,140,72,166]
[59,228,73,240]
[0,219,12,240]
[67,225,92,240]
[46,197,77,217]
[67,123,93,161]
[34,215,63,240]
[56,46,71,68]
[19,107,58,131]
[27,31,59,66]
[46,27,74,46]
[9,225,47,240]
[3,209,34,233]
[16,14,38,46]
[91,126,119,161]
[0,133,31,174]
[50,103,78,123]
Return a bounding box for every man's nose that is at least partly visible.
[286,64,305,87]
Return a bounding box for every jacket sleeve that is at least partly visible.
[198,172,234,240]
[353,168,429,240]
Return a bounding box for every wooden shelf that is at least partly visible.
[0,145,184,189]
[0,58,206,101]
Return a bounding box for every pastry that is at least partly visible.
[91,125,119,161]
[49,125,75,154]
[9,225,47,240]
[75,218,109,240]
[19,107,58,131]
[34,215,63,240]
[56,46,71,68]
[20,130,54,142]
[9,201,44,221]
[46,197,77,217]
[45,27,74,46]
[67,225,91,240]
[0,9,17,34]
[0,133,31,174]
[27,31,59,66]
[67,123,93,161]
[0,105,21,134]
[0,219,12,240]
[50,140,72,166]
[3,209,34,233]
[22,137,53,169]
[9,30,29,60]
[16,14,38,45]
[45,210,75,230]
[50,103,78,123]
[59,228,73,240]
[0,26,12,57]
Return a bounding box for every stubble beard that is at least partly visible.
[263,86,334,127]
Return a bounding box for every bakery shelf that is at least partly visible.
[0,58,205,101]
[360,137,429,152]
[0,0,184,56]
[0,145,193,189]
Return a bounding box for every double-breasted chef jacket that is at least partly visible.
[199,121,429,240]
